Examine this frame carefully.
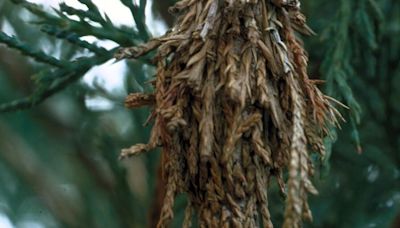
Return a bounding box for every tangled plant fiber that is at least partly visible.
[117,0,341,227]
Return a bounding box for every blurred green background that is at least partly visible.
[0,0,399,227]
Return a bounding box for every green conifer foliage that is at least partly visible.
[304,0,400,227]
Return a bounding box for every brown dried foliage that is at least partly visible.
[116,0,340,227]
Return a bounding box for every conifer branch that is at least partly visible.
[0,31,67,67]
[0,0,154,113]
[120,0,150,41]
[58,2,137,40]
[40,25,108,55]
[59,2,105,25]
[9,0,137,47]
[321,0,382,154]
[0,53,113,112]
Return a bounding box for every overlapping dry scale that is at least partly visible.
[116,0,339,227]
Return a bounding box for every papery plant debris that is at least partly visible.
[116,0,342,227]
